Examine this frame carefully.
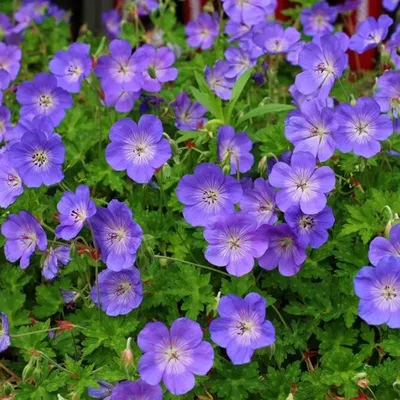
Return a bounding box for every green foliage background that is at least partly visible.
[0,0,400,399]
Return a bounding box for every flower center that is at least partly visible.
[133,143,147,156]
[273,39,282,51]
[39,94,53,109]
[314,14,326,27]
[310,125,327,138]
[236,321,253,335]
[299,215,314,230]
[67,63,82,77]
[296,179,308,191]
[228,235,241,250]
[203,189,219,204]
[355,123,369,136]
[165,347,180,362]
[70,208,86,223]
[279,237,293,251]
[20,233,36,245]
[118,63,130,76]
[367,32,380,43]
[32,150,48,167]
[381,285,397,301]
[115,281,132,296]
[148,66,157,79]
[315,62,334,76]
[259,202,273,213]
[108,228,126,242]
[7,173,21,188]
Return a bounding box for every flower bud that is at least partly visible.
[22,358,35,381]
[258,156,267,176]
[121,337,134,367]
[286,394,294,400]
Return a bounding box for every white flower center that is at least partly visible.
[70,208,87,223]
[115,281,132,296]
[203,189,220,204]
[165,346,180,362]
[299,215,314,230]
[67,62,83,77]
[38,94,53,109]
[381,285,397,301]
[236,320,254,336]
[7,173,21,188]
[31,150,49,167]
[228,235,241,250]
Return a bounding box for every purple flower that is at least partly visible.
[300,1,337,37]
[224,41,259,79]
[138,317,214,395]
[204,212,268,276]
[240,178,277,227]
[0,313,10,353]
[296,34,347,99]
[253,22,301,54]
[49,43,92,93]
[95,39,148,94]
[185,13,219,50]
[0,13,13,40]
[354,256,400,328]
[209,293,275,364]
[106,115,171,184]
[222,0,272,26]
[102,10,121,39]
[313,31,350,52]
[267,150,292,175]
[60,289,77,304]
[0,43,22,90]
[383,0,400,11]
[336,0,361,13]
[42,245,70,280]
[218,125,254,174]
[176,163,243,227]
[368,224,400,266]
[48,4,68,24]
[387,28,400,69]
[205,61,234,100]
[90,267,143,316]
[135,45,178,92]
[286,41,305,66]
[9,118,65,188]
[225,20,251,42]
[90,200,143,271]
[171,92,207,131]
[16,73,73,126]
[284,205,334,249]
[136,0,160,16]
[1,211,47,269]
[88,380,115,399]
[103,85,140,113]
[257,223,307,276]
[334,97,393,158]
[285,99,338,162]
[110,380,162,400]
[269,151,335,214]
[374,71,400,117]
[0,106,12,142]
[0,152,23,208]
[349,15,393,54]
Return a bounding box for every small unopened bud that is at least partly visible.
[57,395,67,400]
[121,337,134,367]
[222,163,231,175]
[32,365,42,383]
[3,382,12,395]
[357,378,369,389]
[286,394,294,400]
[385,220,392,238]
[22,358,35,381]
[258,156,267,175]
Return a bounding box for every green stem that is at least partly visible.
[367,386,378,400]
[154,255,230,277]
[38,351,73,375]
[337,77,350,102]
[270,304,289,329]
[156,175,200,264]
[40,222,55,234]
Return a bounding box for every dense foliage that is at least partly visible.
[1,0,400,399]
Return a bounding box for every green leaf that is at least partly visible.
[225,68,253,124]
[33,285,63,319]
[237,103,295,126]
[190,86,224,121]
